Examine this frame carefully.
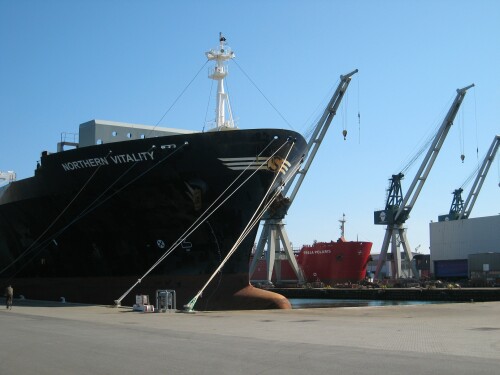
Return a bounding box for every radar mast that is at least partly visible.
[205,33,236,130]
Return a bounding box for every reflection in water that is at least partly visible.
[289,299,450,309]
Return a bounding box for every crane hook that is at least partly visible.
[460,154,465,163]
[342,129,347,140]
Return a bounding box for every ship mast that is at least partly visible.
[339,213,346,240]
[205,33,236,130]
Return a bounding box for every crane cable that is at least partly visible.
[474,87,479,160]
[5,55,216,273]
[396,93,460,175]
[357,76,361,144]
[400,129,436,175]
[115,136,289,306]
[458,105,466,163]
[459,85,480,164]
[301,78,341,140]
[341,87,348,140]
[497,154,500,187]
[460,160,482,190]
[114,136,293,305]
[184,140,299,311]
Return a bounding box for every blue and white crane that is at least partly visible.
[250,69,358,284]
[439,134,500,222]
[373,84,474,279]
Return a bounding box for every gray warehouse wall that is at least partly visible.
[429,215,500,275]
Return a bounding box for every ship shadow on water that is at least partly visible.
[289,298,452,309]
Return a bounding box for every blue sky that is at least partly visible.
[1,0,499,255]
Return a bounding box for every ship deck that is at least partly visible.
[1,297,499,374]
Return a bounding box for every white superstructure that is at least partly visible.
[0,170,16,183]
[205,33,236,130]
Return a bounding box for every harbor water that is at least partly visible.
[289,298,452,309]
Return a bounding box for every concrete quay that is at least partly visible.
[1,298,499,375]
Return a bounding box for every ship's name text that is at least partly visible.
[61,151,154,171]
[302,250,332,255]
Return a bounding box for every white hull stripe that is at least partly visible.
[218,157,291,174]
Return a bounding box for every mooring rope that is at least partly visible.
[0,150,113,277]
[114,136,292,305]
[1,143,185,280]
[184,139,298,311]
[64,143,188,225]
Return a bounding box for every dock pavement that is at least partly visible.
[1,298,499,374]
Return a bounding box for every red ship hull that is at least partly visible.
[251,239,373,284]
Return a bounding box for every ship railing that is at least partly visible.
[204,119,238,131]
[57,132,79,152]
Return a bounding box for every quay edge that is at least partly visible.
[270,287,500,302]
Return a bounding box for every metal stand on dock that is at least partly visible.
[156,290,176,312]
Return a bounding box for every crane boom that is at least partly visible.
[250,69,358,284]
[374,83,474,280]
[374,84,474,226]
[439,135,499,221]
[397,84,474,220]
[460,135,500,219]
[284,69,358,204]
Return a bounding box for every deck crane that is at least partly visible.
[249,69,358,284]
[373,84,474,280]
[438,134,500,222]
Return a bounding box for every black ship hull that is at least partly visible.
[0,128,306,310]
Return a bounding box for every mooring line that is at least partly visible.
[2,144,184,280]
[0,150,113,276]
[114,136,292,305]
[184,140,297,311]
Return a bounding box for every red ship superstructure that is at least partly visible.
[297,239,372,283]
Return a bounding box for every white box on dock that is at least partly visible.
[135,295,149,305]
[133,304,155,313]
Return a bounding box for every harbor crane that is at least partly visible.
[249,69,358,284]
[373,84,474,279]
[438,134,500,222]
